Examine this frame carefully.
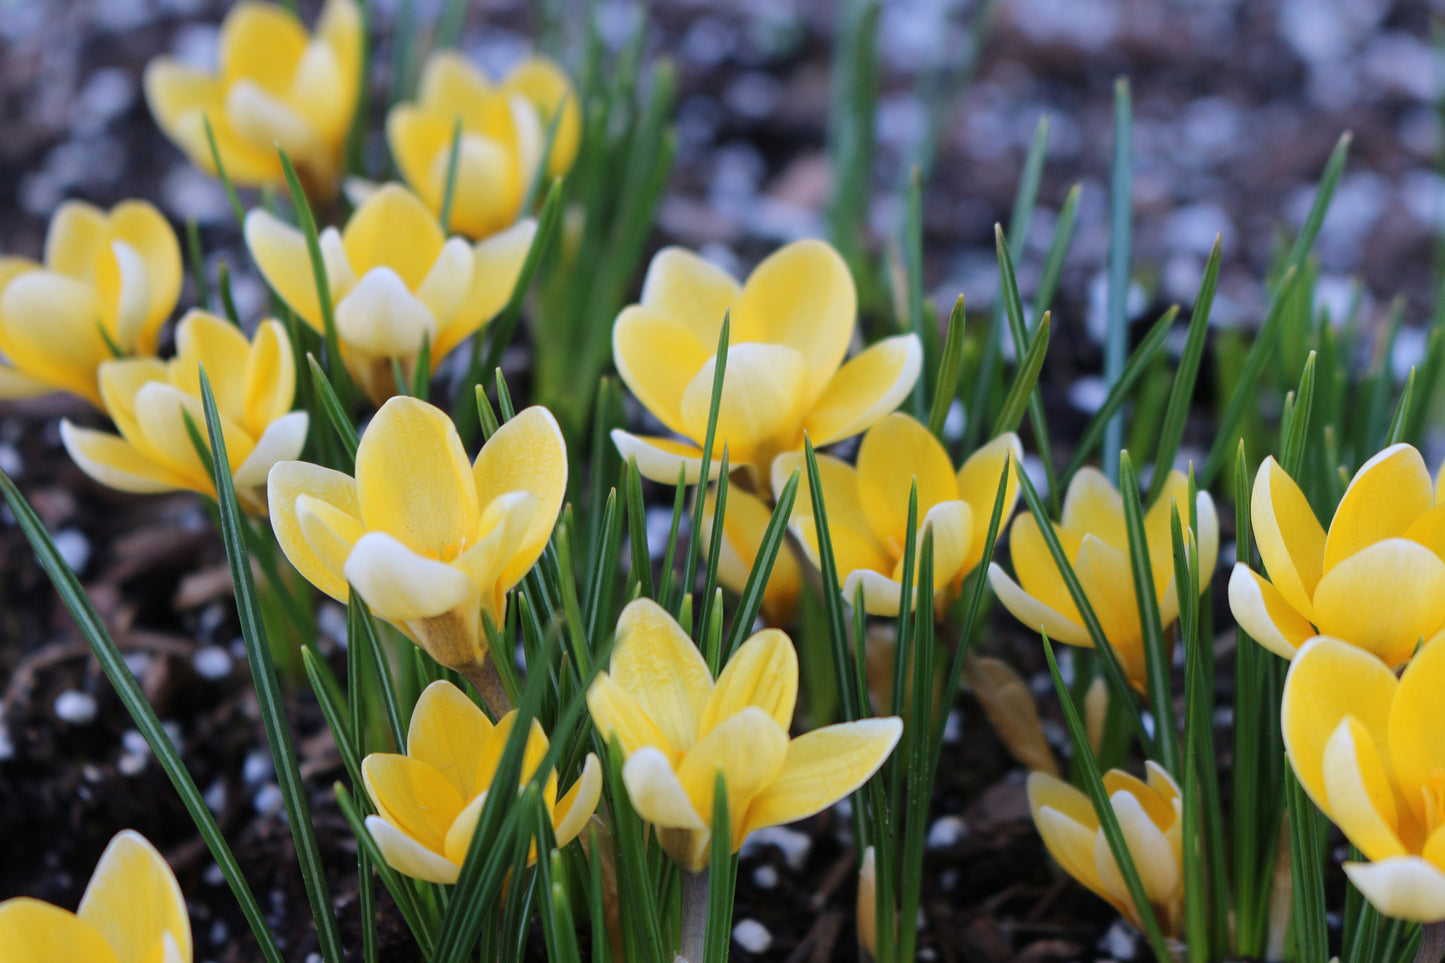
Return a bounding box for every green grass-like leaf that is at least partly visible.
[1103,78,1134,481]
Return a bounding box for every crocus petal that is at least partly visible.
[342,183,446,287]
[335,267,438,357]
[841,568,908,617]
[987,562,1092,647]
[386,107,449,210]
[699,484,801,622]
[611,598,714,755]
[0,366,54,399]
[365,814,459,884]
[44,201,109,280]
[473,712,552,797]
[699,630,797,738]
[965,656,1059,776]
[1028,769,1098,831]
[473,406,568,588]
[637,246,740,347]
[435,134,521,240]
[613,308,712,437]
[442,791,489,867]
[587,673,675,758]
[170,108,282,185]
[143,59,224,141]
[132,381,254,481]
[219,0,308,94]
[77,830,191,963]
[1387,633,1445,833]
[60,422,193,494]
[676,708,790,847]
[1093,790,1179,909]
[741,716,903,838]
[1072,535,1144,676]
[107,241,153,354]
[269,460,363,602]
[450,492,537,612]
[503,57,581,174]
[623,746,707,830]
[1059,468,1127,551]
[1227,564,1316,660]
[771,450,870,529]
[553,753,603,847]
[1344,858,1445,924]
[0,899,119,963]
[0,272,108,404]
[1035,808,1116,907]
[171,309,251,413]
[1310,538,1445,667]
[442,219,537,359]
[1322,717,1407,862]
[1251,456,1326,622]
[610,430,716,485]
[234,411,309,490]
[407,680,495,800]
[955,433,1024,573]
[414,238,474,332]
[355,396,480,555]
[245,210,324,331]
[804,335,923,446]
[362,753,467,853]
[733,239,855,406]
[242,320,299,432]
[855,413,961,552]
[344,531,474,621]
[1280,636,1397,815]
[1325,444,1434,574]
[225,81,324,165]
[679,343,808,462]
[1404,505,1445,560]
[295,493,364,588]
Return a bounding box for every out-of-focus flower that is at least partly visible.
[1282,633,1445,922]
[388,52,579,239]
[774,415,1021,617]
[247,183,534,404]
[857,846,879,957]
[268,397,565,691]
[963,655,1059,777]
[0,201,181,406]
[989,468,1219,690]
[698,484,802,625]
[364,680,601,884]
[587,598,902,872]
[60,310,306,515]
[0,829,191,963]
[611,242,922,484]
[144,0,362,196]
[1230,444,1445,666]
[1029,762,1184,936]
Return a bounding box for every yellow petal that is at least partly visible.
[1227,564,1316,660]
[677,707,790,847]
[1101,769,1176,831]
[60,422,194,495]
[610,430,716,486]
[355,396,480,556]
[77,830,190,963]
[1343,858,1445,924]
[699,629,798,738]
[1325,444,1434,574]
[441,219,537,360]
[219,0,308,95]
[344,532,476,622]
[132,382,254,482]
[386,107,449,211]
[43,201,109,280]
[287,39,348,143]
[225,80,324,163]
[855,413,960,552]
[610,598,714,755]
[741,716,902,839]
[1093,789,1179,911]
[416,52,498,128]
[553,753,603,847]
[587,672,675,758]
[955,433,1024,573]
[613,308,712,437]
[1073,535,1146,683]
[1387,633,1445,833]
[502,57,581,175]
[342,184,446,288]
[621,746,706,830]
[294,491,363,587]
[0,271,108,404]
[771,451,869,529]
[699,484,802,622]
[436,134,522,240]
[362,753,467,854]
[0,365,54,400]
[474,711,552,797]
[442,791,489,867]
[143,59,224,139]
[1034,800,1116,907]
[472,406,568,588]
[987,561,1092,647]
[1252,456,1326,622]
[171,310,252,415]
[407,680,495,800]
[365,814,459,884]
[451,492,537,617]
[108,202,182,349]
[413,237,473,332]
[637,246,740,348]
[242,320,298,432]
[268,460,363,602]
[804,335,923,445]
[1403,505,1445,559]
[1311,538,1445,667]
[0,899,119,963]
[1059,467,1127,550]
[733,239,855,405]
[679,343,808,462]
[1322,717,1407,862]
[245,210,324,331]
[1281,636,1397,815]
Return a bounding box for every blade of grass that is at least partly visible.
[680,315,730,619]
[995,223,1059,496]
[928,295,968,438]
[720,468,800,662]
[1103,79,1133,482]
[991,312,1051,437]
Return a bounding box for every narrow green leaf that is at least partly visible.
[1103,78,1134,481]
[991,312,1051,437]
[307,354,360,459]
[625,457,655,599]
[995,223,1059,496]
[720,469,801,662]
[681,315,730,620]
[437,116,465,232]
[202,114,246,228]
[927,295,968,438]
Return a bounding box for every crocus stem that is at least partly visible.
[1415,922,1445,963]
[678,869,710,963]
[459,657,513,718]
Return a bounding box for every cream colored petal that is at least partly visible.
[1387,633,1445,833]
[887,499,972,591]
[1325,444,1434,574]
[1311,538,1445,668]
[676,708,790,848]
[98,360,168,445]
[364,814,459,884]
[407,680,495,800]
[856,412,961,551]
[956,433,1024,573]
[1227,563,1316,660]
[295,493,364,597]
[106,241,152,353]
[741,717,902,839]
[342,183,446,287]
[1035,808,1114,906]
[1093,790,1179,909]
[553,753,603,847]
[288,39,348,142]
[77,830,190,963]
[699,629,798,738]
[473,405,568,588]
[1252,456,1326,622]
[224,80,324,161]
[245,210,324,331]
[441,218,537,360]
[841,568,907,617]
[0,899,119,963]
[437,134,523,240]
[1323,717,1407,862]
[610,430,716,485]
[1343,858,1445,924]
[622,746,706,830]
[268,460,363,602]
[637,246,741,347]
[611,598,714,755]
[169,107,283,186]
[334,267,438,359]
[415,237,473,332]
[613,307,712,437]
[108,201,182,348]
[679,343,808,463]
[987,562,1093,647]
[451,492,537,611]
[805,335,923,446]
[442,791,489,867]
[60,422,193,495]
[344,531,474,621]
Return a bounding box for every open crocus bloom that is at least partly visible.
[144,0,361,196]
[1230,444,1445,666]
[587,598,902,872]
[774,415,1022,618]
[247,183,535,404]
[989,468,1219,690]
[268,397,566,677]
[388,52,579,239]
[0,829,191,963]
[363,680,601,884]
[698,484,802,625]
[610,241,922,484]
[1281,634,1445,922]
[60,310,306,515]
[1028,762,1183,937]
[0,200,181,406]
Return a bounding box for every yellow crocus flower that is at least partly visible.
[144,0,362,197]
[0,200,181,406]
[697,484,802,625]
[246,183,534,404]
[587,598,902,872]
[363,680,601,884]
[773,414,1022,618]
[60,310,306,516]
[1230,444,1445,666]
[388,52,580,240]
[268,396,566,706]
[1281,633,1445,922]
[1028,762,1184,937]
[988,468,1218,690]
[0,829,191,963]
[611,241,922,484]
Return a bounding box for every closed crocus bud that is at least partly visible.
[1282,634,1445,923]
[989,468,1219,691]
[698,483,802,626]
[268,397,566,712]
[0,200,181,407]
[0,829,191,963]
[611,242,923,484]
[1230,444,1445,666]
[587,598,902,872]
[246,183,535,404]
[60,310,307,515]
[144,0,362,197]
[774,415,1022,618]
[1029,762,1184,937]
[363,681,601,884]
[388,52,580,239]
